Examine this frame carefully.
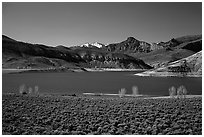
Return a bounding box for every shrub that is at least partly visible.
[118,88,126,98]
[177,85,187,98]
[132,86,139,97]
[177,86,183,98]
[169,86,176,98]
[28,87,33,94]
[34,86,39,95]
[19,84,27,95]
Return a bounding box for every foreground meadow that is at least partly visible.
[2,94,202,135]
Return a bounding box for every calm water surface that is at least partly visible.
[2,71,202,96]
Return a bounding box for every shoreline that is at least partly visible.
[2,69,33,74]
[83,92,145,97]
[134,71,202,77]
[3,92,202,99]
[2,68,146,74]
[82,93,202,99]
[2,68,86,73]
[84,68,146,72]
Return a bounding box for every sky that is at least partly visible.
[2,2,202,47]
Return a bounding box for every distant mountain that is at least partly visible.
[156,35,202,48]
[132,34,202,68]
[2,35,152,70]
[72,47,151,69]
[175,35,202,43]
[97,35,201,69]
[102,37,151,53]
[73,42,105,49]
[135,51,202,77]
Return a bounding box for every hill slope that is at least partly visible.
[2,35,152,70]
[135,51,202,77]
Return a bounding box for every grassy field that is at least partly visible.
[2,94,202,135]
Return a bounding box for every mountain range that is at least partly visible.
[2,34,202,72]
[2,35,151,70]
[131,35,202,68]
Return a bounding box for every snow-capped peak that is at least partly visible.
[91,42,105,48]
[78,42,105,48]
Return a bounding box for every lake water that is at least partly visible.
[2,71,202,96]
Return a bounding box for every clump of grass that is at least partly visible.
[132,86,139,97]
[118,88,126,98]
[169,86,176,98]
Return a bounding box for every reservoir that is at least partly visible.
[2,71,202,96]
